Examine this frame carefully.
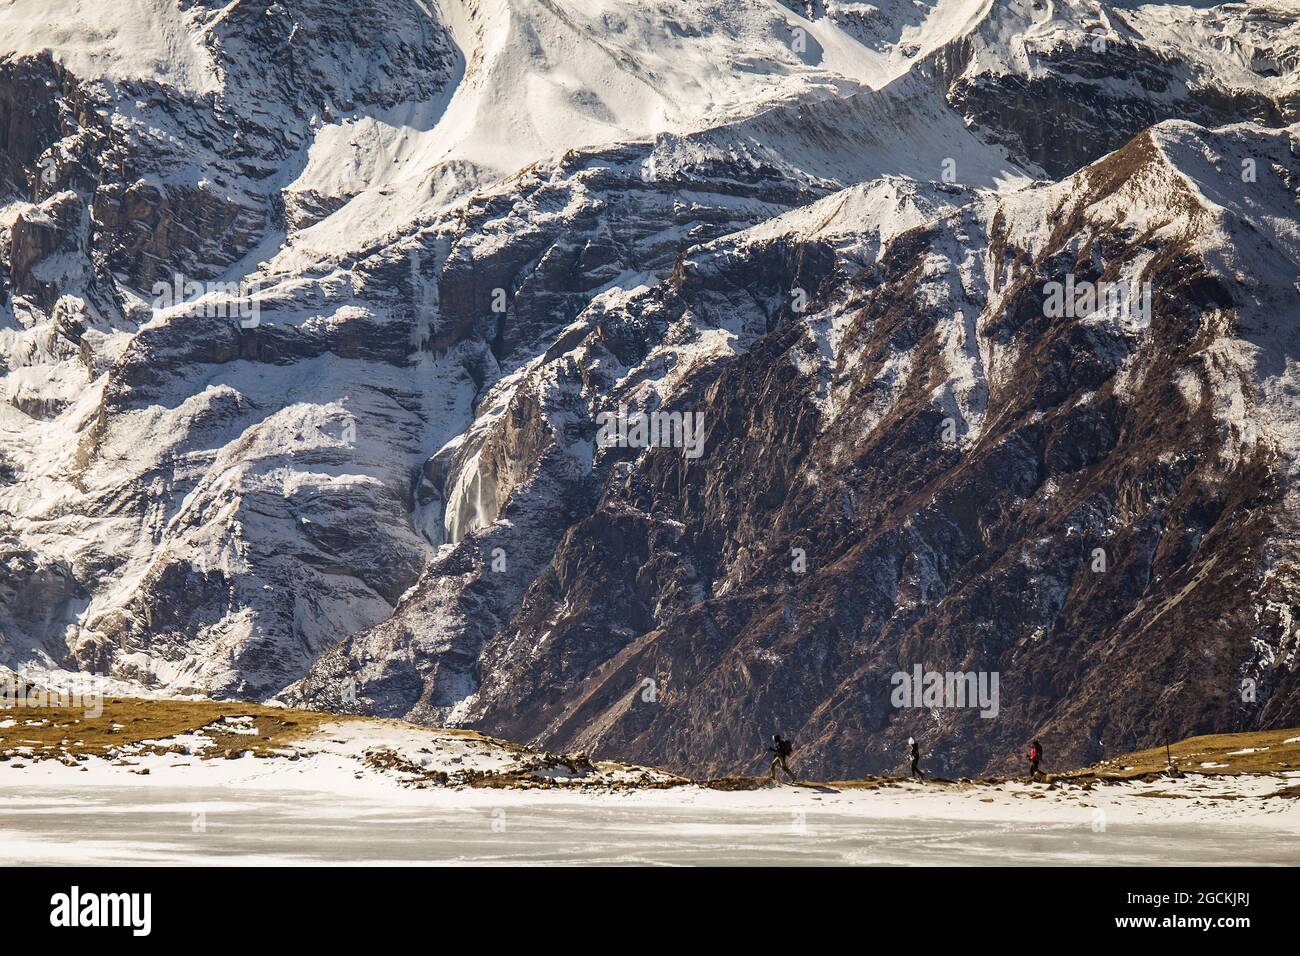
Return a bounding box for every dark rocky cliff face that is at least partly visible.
[292,123,1300,778]
[928,0,1300,179]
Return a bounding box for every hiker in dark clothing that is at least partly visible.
[767,734,796,783]
[1028,739,1043,778]
[908,736,924,780]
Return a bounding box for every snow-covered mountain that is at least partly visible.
[2,0,1298,777]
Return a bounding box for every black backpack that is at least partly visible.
[778,737,793,757]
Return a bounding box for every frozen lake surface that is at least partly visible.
[4,784,1297,866]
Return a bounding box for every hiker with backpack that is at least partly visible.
[908,736,924,780]
[1027,739,1044,778]
[767,733,797,783]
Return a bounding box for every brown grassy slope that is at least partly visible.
[3,697,1297,788]
[0,697,335,758]
[1077,727,1300,778]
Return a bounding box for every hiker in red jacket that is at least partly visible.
[1028,739,1044,778]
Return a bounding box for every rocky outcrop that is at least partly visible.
[931,0,1300,178]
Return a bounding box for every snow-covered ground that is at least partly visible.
[4,775,1297,866]
[3,717,1297,865]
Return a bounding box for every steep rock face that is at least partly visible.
[0,55,77,200]
[7,191,98,314]
[13,1,1001,695]
[934,0,1300,178]
[297,121,1300,777]
[2,0,459,291]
